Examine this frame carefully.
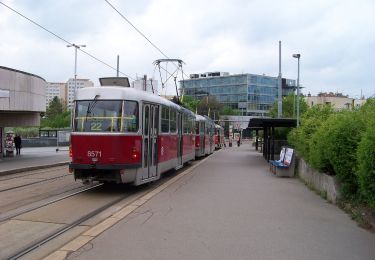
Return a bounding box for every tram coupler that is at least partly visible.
[82,177,95,185]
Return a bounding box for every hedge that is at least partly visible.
[288,99,375,201]
[288,104,334,161]
[321,111,365,197]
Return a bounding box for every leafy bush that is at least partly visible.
[357,119,375,210]
[309,120,334,174]
[320,111,365,197]
[290,98,375,202]
[41,110,71,128]
[7,127,40,138]
[288,104,334,160]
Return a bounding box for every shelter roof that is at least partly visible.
[248,118,297,128]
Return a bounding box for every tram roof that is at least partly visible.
[195,114,207,121]
[75,86,193,114]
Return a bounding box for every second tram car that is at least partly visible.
[195,115,215,157]
[214,124,225,149]
[69,79,196,186]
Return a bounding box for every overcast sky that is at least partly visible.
[1,0,374,98]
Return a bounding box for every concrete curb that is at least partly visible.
[0,162,70,176]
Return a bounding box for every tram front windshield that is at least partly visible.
[74,100,138,132]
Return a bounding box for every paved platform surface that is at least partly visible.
[69,143,375,260]
[0,147,69,175]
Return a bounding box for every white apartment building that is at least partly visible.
[66,78,94,108]
[46,79,94,110]
[131,76,158,94]
[46,82,66,108]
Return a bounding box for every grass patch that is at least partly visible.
[338,199,374,231]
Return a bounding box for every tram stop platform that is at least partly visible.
[50,141,375,260]
[0,147,69,176]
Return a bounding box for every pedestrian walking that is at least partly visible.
[14,135,22,155]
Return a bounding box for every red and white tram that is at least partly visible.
[69,78,196,186]
[194,115,215,157]
[214,124,224,149]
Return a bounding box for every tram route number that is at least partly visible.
[87,150,102,158]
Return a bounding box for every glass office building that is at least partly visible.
[181,72,295,116]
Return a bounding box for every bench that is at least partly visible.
[269,147,286,172]
[269,147,295,177]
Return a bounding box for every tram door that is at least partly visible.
[200,122,205,155]
[142,104,159,179]
[177,112,183,167]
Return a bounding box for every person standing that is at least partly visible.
[14,135,22,155]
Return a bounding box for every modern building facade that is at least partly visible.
[181,72,295,117]
[0,66,46,156]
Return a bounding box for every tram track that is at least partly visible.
[0,166,68,181]
[0,173,70,193]
[1,161,202,259]
[0,183,102,223]
[7,185,124,260]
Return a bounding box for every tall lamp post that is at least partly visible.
[67,43,86,96]
[292,53,301,127]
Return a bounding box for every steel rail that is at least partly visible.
[0,165,67,181]
[0,183,102,223]
[8,191,128,260]
[0,174,71,193]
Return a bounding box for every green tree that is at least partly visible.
[221,106,241,116]
[42,97,70,128]
[180,95,200,112]
[46,96,65,119]
[269,93,308,118]
[197,96,222,119]
[41,110,71,128]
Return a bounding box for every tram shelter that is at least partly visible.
[248,118,297,162]
[0,66,46,157]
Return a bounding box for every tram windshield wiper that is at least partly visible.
[85,95,100,121]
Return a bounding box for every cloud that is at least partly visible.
[0,0,374,97]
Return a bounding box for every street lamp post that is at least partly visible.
[67,43,86,96]
[292,53,301,127]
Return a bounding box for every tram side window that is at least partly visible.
[195,122,199,135]
[123,101,138,132]
[161,106,169,133]
[187,116,193,134]
[183,114,190,134]
[190,117,195,134]
[170,109,177,133]
[200,122,205,134]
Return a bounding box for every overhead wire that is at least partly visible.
[103,0,190,80]
[0,1,134,80]
[104,0,169,60]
